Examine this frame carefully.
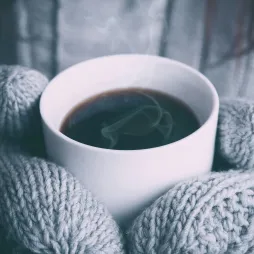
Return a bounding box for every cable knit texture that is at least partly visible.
[128,170,254,254]
[217,98,254,169]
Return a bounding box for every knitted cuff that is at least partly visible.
[128,170,254,254]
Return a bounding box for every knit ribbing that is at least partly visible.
[128,170,254,254]
[0,152,125,254]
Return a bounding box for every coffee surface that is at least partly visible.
[60,88,200,150]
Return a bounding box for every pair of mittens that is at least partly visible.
[127,99,254,254]
[2,64,254,254]
[0,66,125,254]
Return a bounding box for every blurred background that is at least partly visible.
[1,0,254,98]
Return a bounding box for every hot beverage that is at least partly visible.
[60,88,200,150]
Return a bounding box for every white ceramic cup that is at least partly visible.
[40,54,219,226]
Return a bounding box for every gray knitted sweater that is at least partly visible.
[1,65,254,254]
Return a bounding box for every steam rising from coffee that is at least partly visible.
[83,1,172,149]
[61,88,200,150]
[101,92,174,149]
[60,3,200,150]
[83,0,166,54]
[83,0,168,93]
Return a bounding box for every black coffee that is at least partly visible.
[60,88,200,150]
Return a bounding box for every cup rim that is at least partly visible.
[40,54,219,154]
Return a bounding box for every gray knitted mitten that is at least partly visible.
[128,98,254,254]
[0,65,125,254]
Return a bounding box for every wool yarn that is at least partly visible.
[128,170,254,254]
[0,65,48,155]
[0,151,125,254]
[217,98,254,169]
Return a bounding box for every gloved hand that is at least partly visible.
[128,98,254,254]
[0,65,125,254]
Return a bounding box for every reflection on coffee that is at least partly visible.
[60,88,200,150]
